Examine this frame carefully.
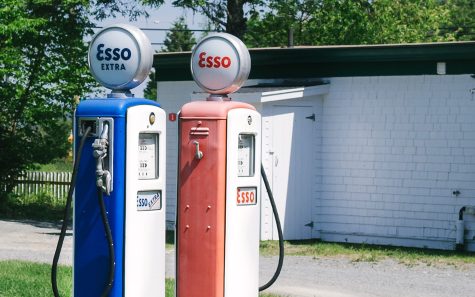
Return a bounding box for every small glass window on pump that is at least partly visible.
[237,134,255,177]
[138,133,159,179]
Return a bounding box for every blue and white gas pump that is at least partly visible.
[51,24,166,297]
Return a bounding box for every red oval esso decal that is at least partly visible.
[190,33,250,94]
[198,52,231,69]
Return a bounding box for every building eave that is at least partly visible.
[154,42,475,81]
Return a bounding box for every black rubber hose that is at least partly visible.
[97,188,115,297]
[51,126,91,297]
[259,164,284,292]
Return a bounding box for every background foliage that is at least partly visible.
[144,16,196,100]
[244,0,456,47]
[0,0,164,202]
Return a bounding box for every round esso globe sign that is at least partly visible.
[88,24,153,91]
[191,33,251,95]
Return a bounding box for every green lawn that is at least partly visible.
[0,260,280,297]
[0,261,71,297]
[260,239,475,266]
[0,261,173,297]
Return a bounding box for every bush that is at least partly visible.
[0,192,68,222]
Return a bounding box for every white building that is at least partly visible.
[154,42,475,251]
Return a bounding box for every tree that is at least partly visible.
[443,0,475,41]
[172,0,264,39]
[143,69,158,101]
[0,0,164,201]
[162,16,197,52]
[143,17,196,100]
[244,0,454,47]
[367,0,453,44]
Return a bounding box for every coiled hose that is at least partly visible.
[259,164,284,291]
[51,126,115,297]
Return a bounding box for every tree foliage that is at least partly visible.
[0,0,164,200]
[144,17,196,100]
[143,69,158,101]
[162,16,197,52]
[245,0,455,47]
[172,0,474,46]
[443,0,475,40]
[172,0,264,39]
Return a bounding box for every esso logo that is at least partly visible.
[191,33,250,95]
[88,24,153,91]
[236,187,257,206]
[96,44,132,62]
[198,52,231,69]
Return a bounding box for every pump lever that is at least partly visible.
[193,141,204,160]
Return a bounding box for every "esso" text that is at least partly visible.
[96,44,132,61]
[236,188,256,205]
[198,52,231,69]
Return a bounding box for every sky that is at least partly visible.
[100,1,207,52]
[95,1,207,97]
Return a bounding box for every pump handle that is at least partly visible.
[193,141,204,160]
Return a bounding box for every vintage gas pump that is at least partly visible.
[51,24,166,297]
[176,33,283,297]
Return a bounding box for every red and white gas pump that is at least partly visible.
[176,33,283,297]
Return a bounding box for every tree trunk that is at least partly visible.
[226,0,246,39]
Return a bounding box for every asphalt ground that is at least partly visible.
[1,219,475,297]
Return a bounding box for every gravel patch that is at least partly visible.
[260,256,475,297]
[0,219,72,265]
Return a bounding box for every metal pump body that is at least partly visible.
[176,100,262,297]
[74,98,166,297]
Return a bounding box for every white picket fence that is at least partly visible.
[13,171,72,200]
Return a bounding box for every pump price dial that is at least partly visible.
[138,133,158,179]
[236,187,257,206]
[237,134,255,177]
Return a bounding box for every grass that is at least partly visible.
[0,261,280,297]
[260,239,475,266]
[0,261,71,297]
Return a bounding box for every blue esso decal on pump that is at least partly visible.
[88,24,153,91]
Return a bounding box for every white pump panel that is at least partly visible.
[124,105,166,296]
[225,108,261,297]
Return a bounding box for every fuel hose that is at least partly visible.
[259,164,285,291]
[51,126,91,297]
[51,126,115,297]
[97,188,115,297]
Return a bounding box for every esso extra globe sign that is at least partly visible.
[88,24,153,91]
[191,33,251,95]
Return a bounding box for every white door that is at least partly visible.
[262,105,314,240]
